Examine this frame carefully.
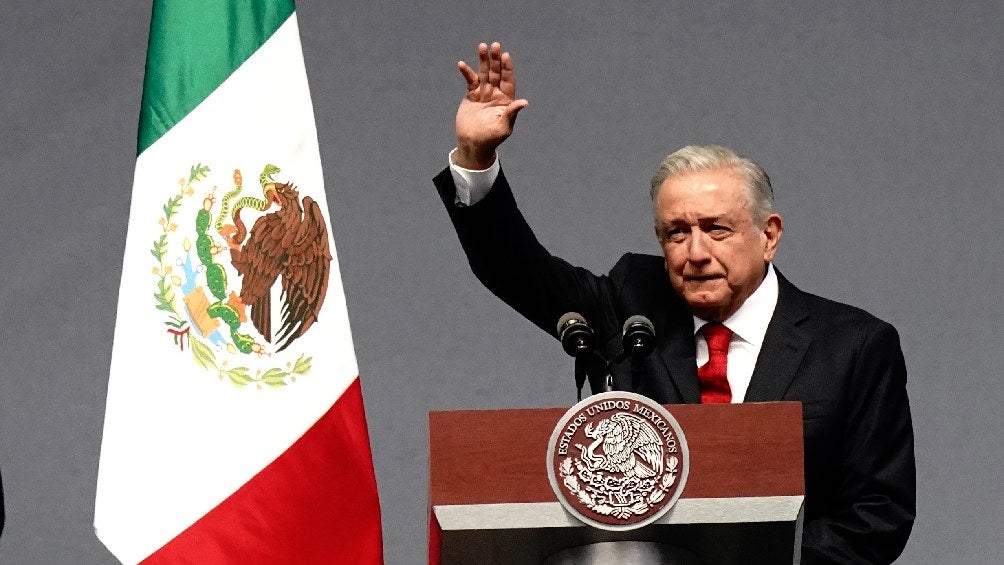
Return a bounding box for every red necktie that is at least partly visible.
[698,323,733,404]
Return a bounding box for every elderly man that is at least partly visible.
[434,42,915,563]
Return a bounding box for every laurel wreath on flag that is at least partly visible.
[149,163,312,389]
[559,455,679,520]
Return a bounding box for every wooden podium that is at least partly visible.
[429,402,805,564]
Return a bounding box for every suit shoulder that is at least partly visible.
[609,252,671,293]
[608,252,686,314]
[794,286,899,340]
[610,252,664,279]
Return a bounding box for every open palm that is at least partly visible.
[454,42,528,169]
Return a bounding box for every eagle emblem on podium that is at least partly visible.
[547,392,689,530]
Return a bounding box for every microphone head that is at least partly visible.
[622,315,656,357]
[557,312,594,356]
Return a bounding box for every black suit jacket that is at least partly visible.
[435,167,915,563]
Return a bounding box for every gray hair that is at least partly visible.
[649,145,774,223]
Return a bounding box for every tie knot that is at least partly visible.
[701,323,733,353]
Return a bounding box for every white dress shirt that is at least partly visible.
[447,150,780,402]
[693,265,779,403]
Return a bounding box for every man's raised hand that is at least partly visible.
[454,42,529,170]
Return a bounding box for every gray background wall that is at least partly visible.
[1,1,1001,563]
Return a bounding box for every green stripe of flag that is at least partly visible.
[138,0,295,154]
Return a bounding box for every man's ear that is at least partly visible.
[762,213,784,262]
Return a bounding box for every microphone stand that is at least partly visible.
[574,349,608,401]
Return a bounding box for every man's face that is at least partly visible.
[653,167,783,321]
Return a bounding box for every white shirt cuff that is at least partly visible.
[448,148,499,206]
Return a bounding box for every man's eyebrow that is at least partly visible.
[656,220,684,230]
[665,214,728,224]
[696,215,728,224]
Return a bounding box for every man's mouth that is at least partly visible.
[685,274,724,282]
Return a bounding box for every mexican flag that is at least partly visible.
[94,1,383,563]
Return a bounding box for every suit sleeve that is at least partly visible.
[801,322,916,564]
[433,167,624,342]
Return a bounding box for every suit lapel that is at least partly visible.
[658,309,701,403]
[744,271,812,402]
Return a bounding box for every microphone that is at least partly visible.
[621,315,656,357]
[558,312,598,400]
[621,315,656,392]
[557,312,594,356]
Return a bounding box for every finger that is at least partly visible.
[505,99,529,117]
[488,42,502,88]
[476,43,490,92]
[457,61,479,91]
[503,99,529,124]
[500,51,517,97]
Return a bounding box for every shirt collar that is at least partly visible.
[692,264,779,347]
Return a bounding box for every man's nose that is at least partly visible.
[686,231,711,263]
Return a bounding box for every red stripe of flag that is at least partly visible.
[141,378,383,564]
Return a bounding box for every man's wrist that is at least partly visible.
[453,141,497,170]
[448,148,499,206]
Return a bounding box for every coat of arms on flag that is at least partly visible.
[153,162,330,388]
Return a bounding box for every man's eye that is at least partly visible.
[663,228,686,242]
[709,225,731,237]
